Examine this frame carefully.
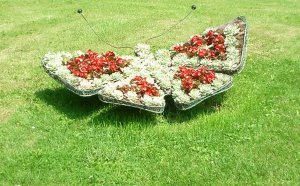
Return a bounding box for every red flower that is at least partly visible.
[172,28,228,63]
[104,51,115,60]
[66,50,128,79]
[207,30,215,37]
[116,58,126,65]
[128,76,160,97]
[173,45,185,53]
[181,77,194,91]
[208,51,217,60]
[213,35,225,44]
[214,44,225,52]
[192,70,201,79]
[190,35,204,47]
[109,63,119,72]
[175,66,216,92]
[198,49,208,59]
[186,46,199,57]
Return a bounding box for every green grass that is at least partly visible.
[0,0,300,185]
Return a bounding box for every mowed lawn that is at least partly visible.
[0,0,299,185]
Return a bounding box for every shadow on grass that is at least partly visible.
[163,93,227,123]
[35,87,227,126]
[35,88,158,126]
[35,88,105,119]
[90,105,158,127]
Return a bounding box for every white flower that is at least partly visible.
[126,91,139,103]
[226,47,239,65]
[151,96,164,106]
[224,24,240,36]
[158,79,172,90]
[210,60,224,68]
[55,67,71,77]
[225,35,238,47]
[122,67,135,77]
[110,72,123,82]
[199,84,213,95]
[199,58,212,66]
[133,70,152,80]
[144,76,155,84]
[216,73,231,83]
[111,90,124,100]
[100,74,112,83]
[155,49,171,63]
[44,52,72,68]
[189,57,199,67]
[120,55,136,61]
[174,92,190,104]
[142,57,156,66]
[189,89,201,100]
[101,84,116,96]
[172,80,182,90]
[93,78,103,86]
[134,43,151,57]
[141,95,154,106]
[65,74,79,84]
[223,59,236,69]
[74,50,84,57]
[212,78,223,89]
[226,46,239,56]
[78,80,93,90]
[172,53,189,66]
[141,95,164,106]
[115,78,130,87]
[43,54,63,69]
[146,62,161,72]
[60,51,72,59]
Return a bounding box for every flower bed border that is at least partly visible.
[42,64,100,97]
[174,77,233,110]
[98,94,166,113]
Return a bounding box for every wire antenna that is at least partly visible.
[77,9,133,50]
[77,5,197,50]
[145,5,197,43]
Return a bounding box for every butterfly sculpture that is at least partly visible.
[41,16,248,113]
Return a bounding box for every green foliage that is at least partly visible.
[0,0,299,185]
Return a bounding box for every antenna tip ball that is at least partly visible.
[191,5,197,10]
[77,9,83,14]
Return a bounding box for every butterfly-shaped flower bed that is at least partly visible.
[41,17,247,113]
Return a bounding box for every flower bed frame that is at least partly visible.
[98,94,166,113]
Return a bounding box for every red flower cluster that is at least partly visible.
[172,30,226,60]
[175,66,216,92]
[67,50,129,79]
[118,76,160,97]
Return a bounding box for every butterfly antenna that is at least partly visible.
[77,9,133,50]
[145,5,197,43]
